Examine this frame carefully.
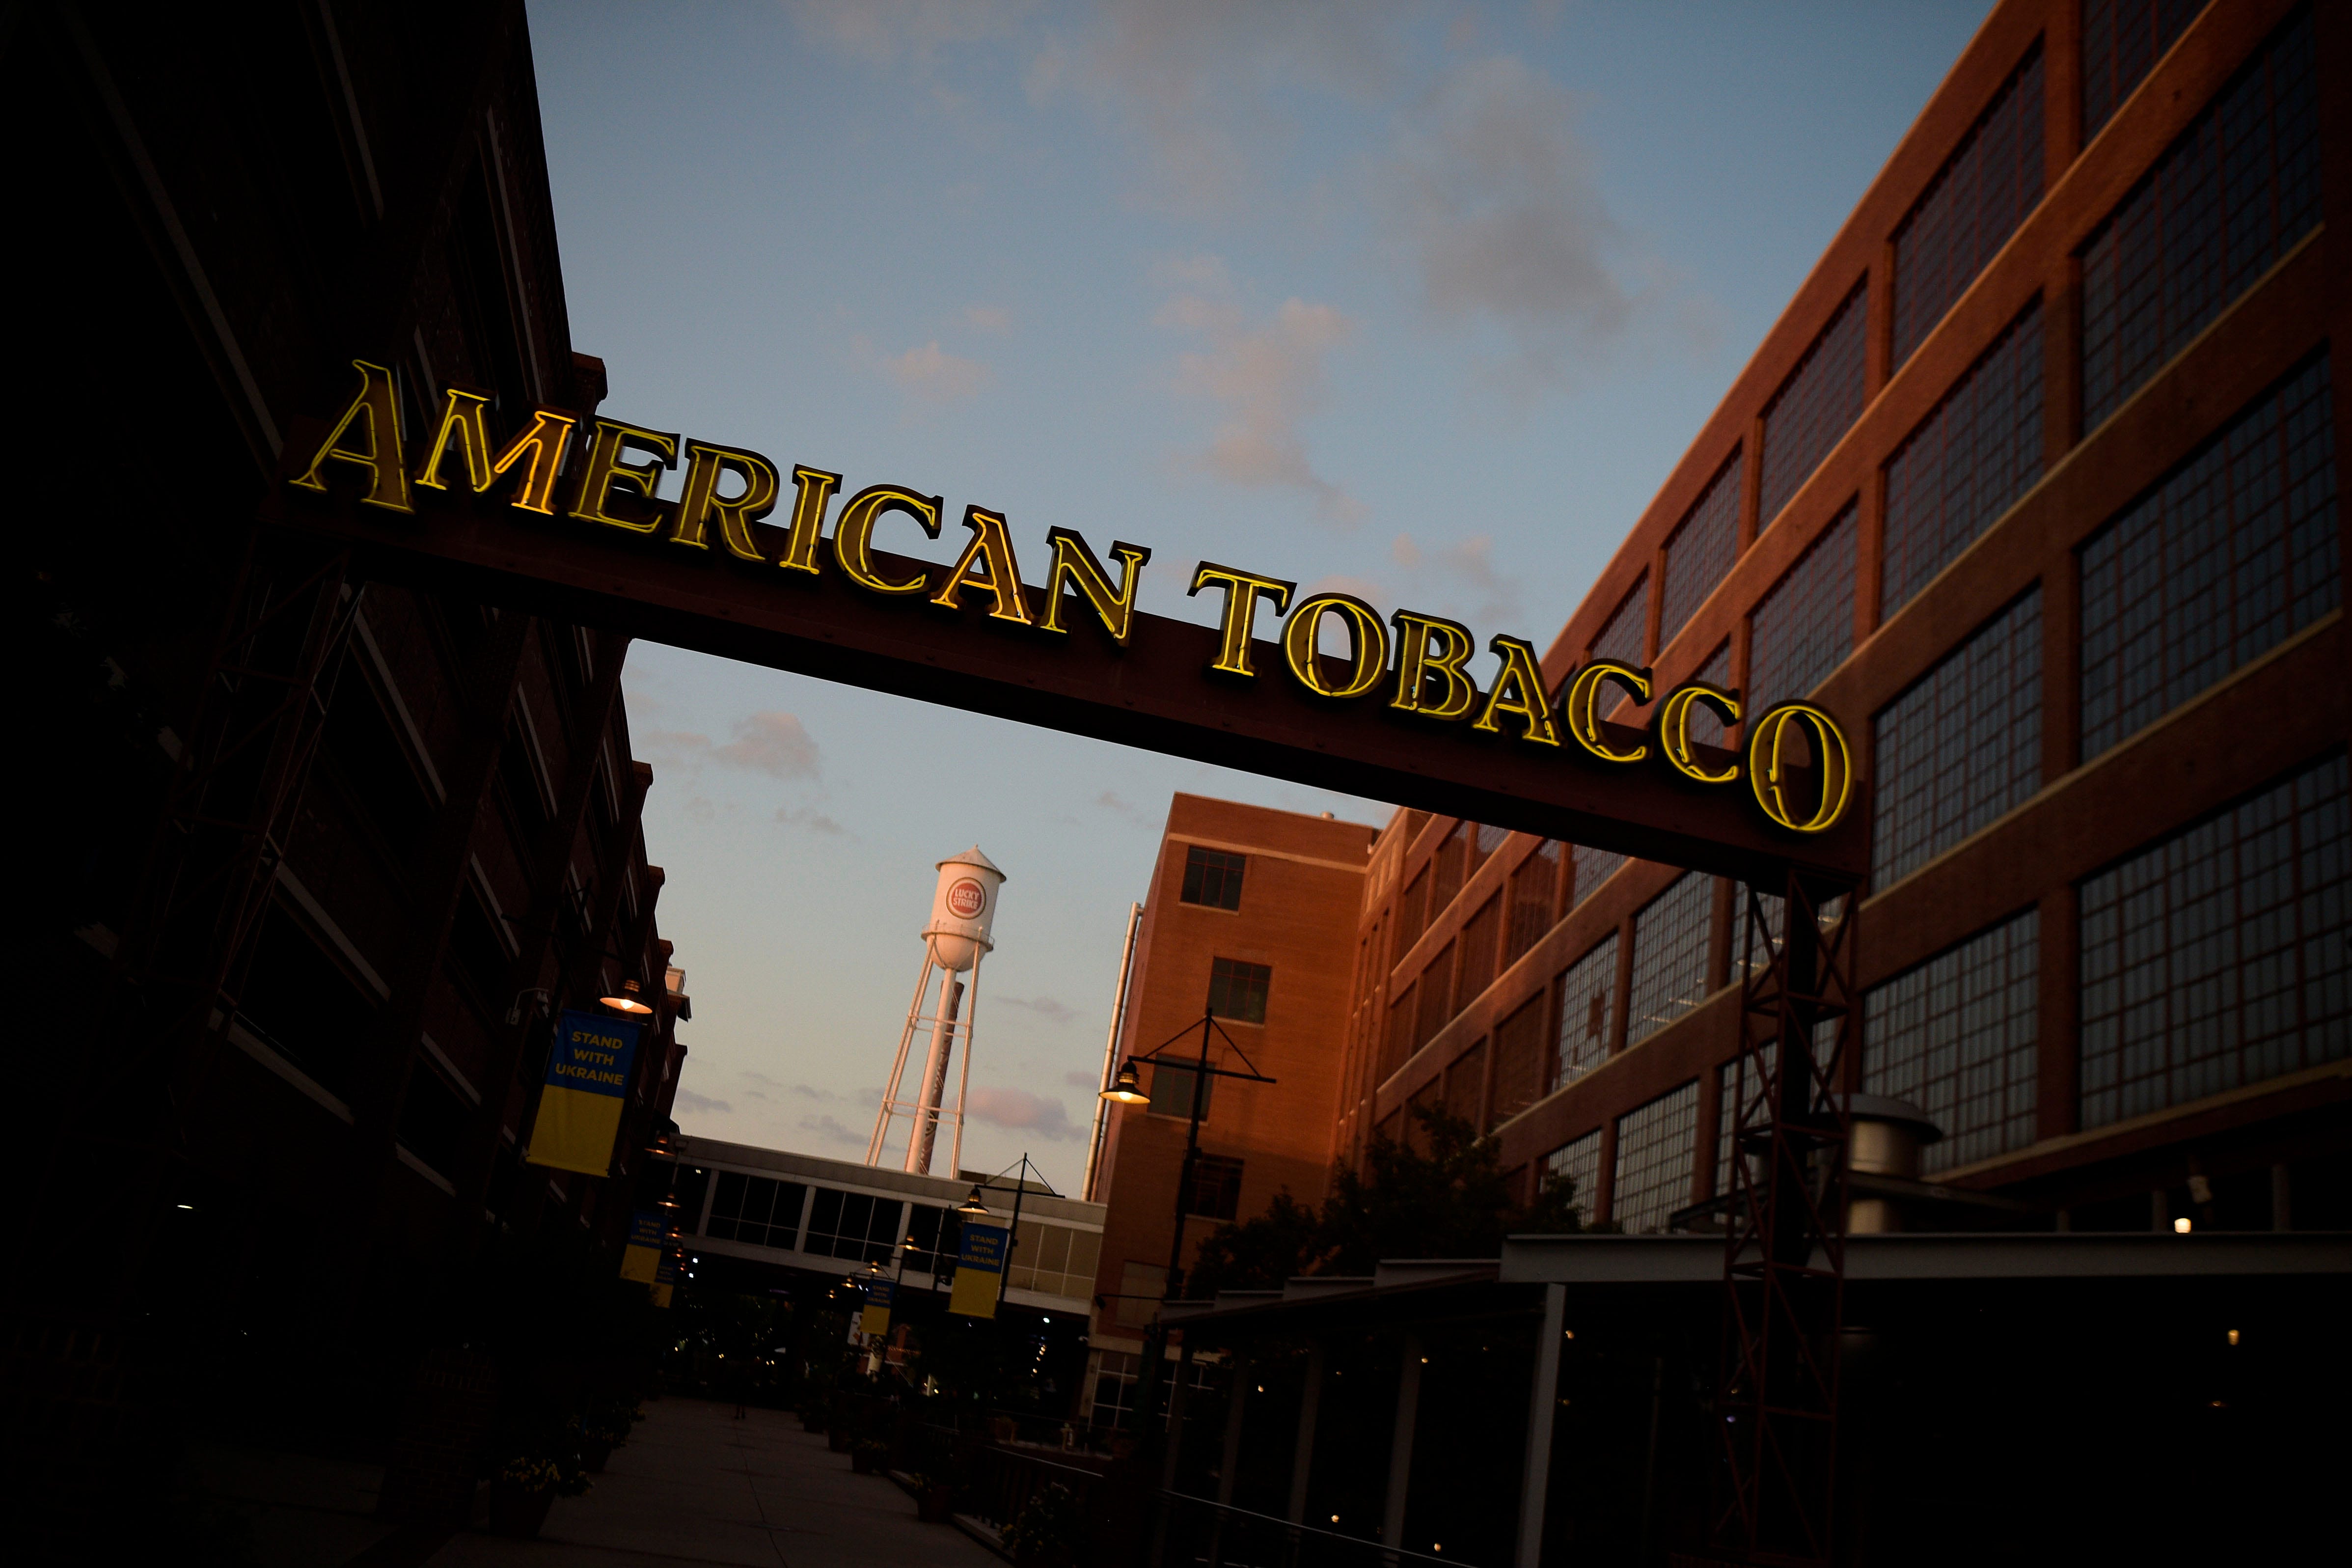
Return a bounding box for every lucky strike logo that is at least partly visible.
[945,878,986,918]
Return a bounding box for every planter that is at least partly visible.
[581,1440,614,1473]
[487,1486,556,1539]
[917,1486,954,1524]
[850,1449,879,1475]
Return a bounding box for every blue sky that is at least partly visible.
[530,0,1992,1191]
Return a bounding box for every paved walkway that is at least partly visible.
[424,1397,1004,1568]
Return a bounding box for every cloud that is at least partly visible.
[797,1113,869,1150]
[1000,994,1079,1026]
[775,805,846,836]
[1063,1069,1103,1090]
[966,1086,1080,1141]
[1390,531,1521,623]
[673,1087,732,1115]
[964,304,1013,334]
[880,341,993,403]
[1383,55,1701,400]
[1156,262,1362,524]
[788,0,1035,67]
[711,711,820,779]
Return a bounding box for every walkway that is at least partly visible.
[425,1398,1003,1568]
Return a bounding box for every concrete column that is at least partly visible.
[1517,1284,1568,1568]
[1382,1334,1424,1558]
[1285,1341,1325,1525]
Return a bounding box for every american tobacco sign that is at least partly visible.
[293,361,1853,836]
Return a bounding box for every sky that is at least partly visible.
[529,0,1994,1194]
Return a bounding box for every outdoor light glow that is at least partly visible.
[1100,1060,1150,1105]
[601,980,655,1015]
[2227,1329,2241,1346]
[2174,1216,2193,1234]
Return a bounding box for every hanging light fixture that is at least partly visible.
[1099,1060,1149,1105]
[601,978,655,1016]
[955,1184,992,1218]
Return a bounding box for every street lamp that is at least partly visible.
[601,978,655,1015]
[1099,1060,1150,1105]
[956,1184,994,1218]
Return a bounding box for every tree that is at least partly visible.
[1183,1105,1596,1296]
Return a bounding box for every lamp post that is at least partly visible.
[1100,1009,1275,1445]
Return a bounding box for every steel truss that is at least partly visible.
[1713,870,1857,1565]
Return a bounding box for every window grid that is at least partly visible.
[1555,933,1619,1088]
[1149,1063,1213,1120]
[1864,910,2040,1173]
[1716,1040,1780,1199]
[1185,1155,1245,1220]
[1872,589,2043,886]
[1684,641,1734,751]
[1626,874,1716,1046]
[1748,504,1859,713]
[1892,46,2045,367]
[2083,0,2205,141]
[1207,958,1272,1024]
[1181,846,1245,909]
[1660,453,1743,649]
[2079,354,2339,760]
[1491,992,1549,1126]
[1593,575,1650,665]
[1759,283,1868,527]
[1458,896,1502,1011]
[1415,942,1455,1050]
[1571,843,1625,908]
[2080,7,2320,430]
[1882,301,2046,617]
[1613,1081,1701,1233]
[2079,752,2350,1128]
[1542,1129,1603,1226]
[1506,841,1563,963]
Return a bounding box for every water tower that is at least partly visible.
[865,847,1005,1176]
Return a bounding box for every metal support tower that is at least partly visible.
[866,942,988,1177]
[1714,870,1856,1566]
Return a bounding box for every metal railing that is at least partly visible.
[1154,1492,1473,1568]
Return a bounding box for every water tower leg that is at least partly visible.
[908,977,964,1175]
[868,956,938,1165]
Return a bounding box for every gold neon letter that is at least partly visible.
[488,409,579,515]
[1040,528,1151,645]
[1561,659,1652,764]
[1655,682,1742,784]
[1281,594,1390,699]
[290,359,412,512]
[569,418,679,533]
[779,466,841,577]
[413,386,495,493]
[671,441,780,562]
[1389,611,1480,720]
[832,485,943,595]
[1189,563,1296,678]
[1747,702,1854,832]
[931,506,1034,625]
[1471,635,1562,746]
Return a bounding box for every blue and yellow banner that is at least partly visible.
[525,1009,642,1176]
[860,1277,895,1336]
[620,1209,664,1283]
[949,1223,1007,1319]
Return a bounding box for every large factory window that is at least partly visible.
[1206,957,1272,1024]
[1747,501,1858,713]
[1490,993,1547,1128]
[1758,282,1868,529]
[1554,933,1619,1088]
[1185,1155,1245,1221]
[1872,588,2043,886]
[1613,1081,1701,1233]
[1592,574,1649,665]
[1542,1129,1603,1227]
[803,1187,903,1263]
[1009,1222,1103,1298]
[2080,6,2320,430]
[1659,452,1742,650]
[1881,300,2046,618]
[705,1172,808,1250]
[1890,45,2044,369]
[236,903,377,1097]
[1626,874,1716,1046]
[2079,353,2338,761]
[2079,751,2350,1128]
[1505,841,1562,963]
[1180,845,1245,910]
[1570,843,1625,910]
[1864,910,2040,1173]
[2083,0,2203,139]
[902,1203,960,1279]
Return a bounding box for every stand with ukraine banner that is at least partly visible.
[949,1223,1008,1319]
[527,1009,642,1175]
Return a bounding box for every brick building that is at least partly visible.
[17,0,689,1496]
[1083,796,1375,1421]
[1343,0,2349,1237]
